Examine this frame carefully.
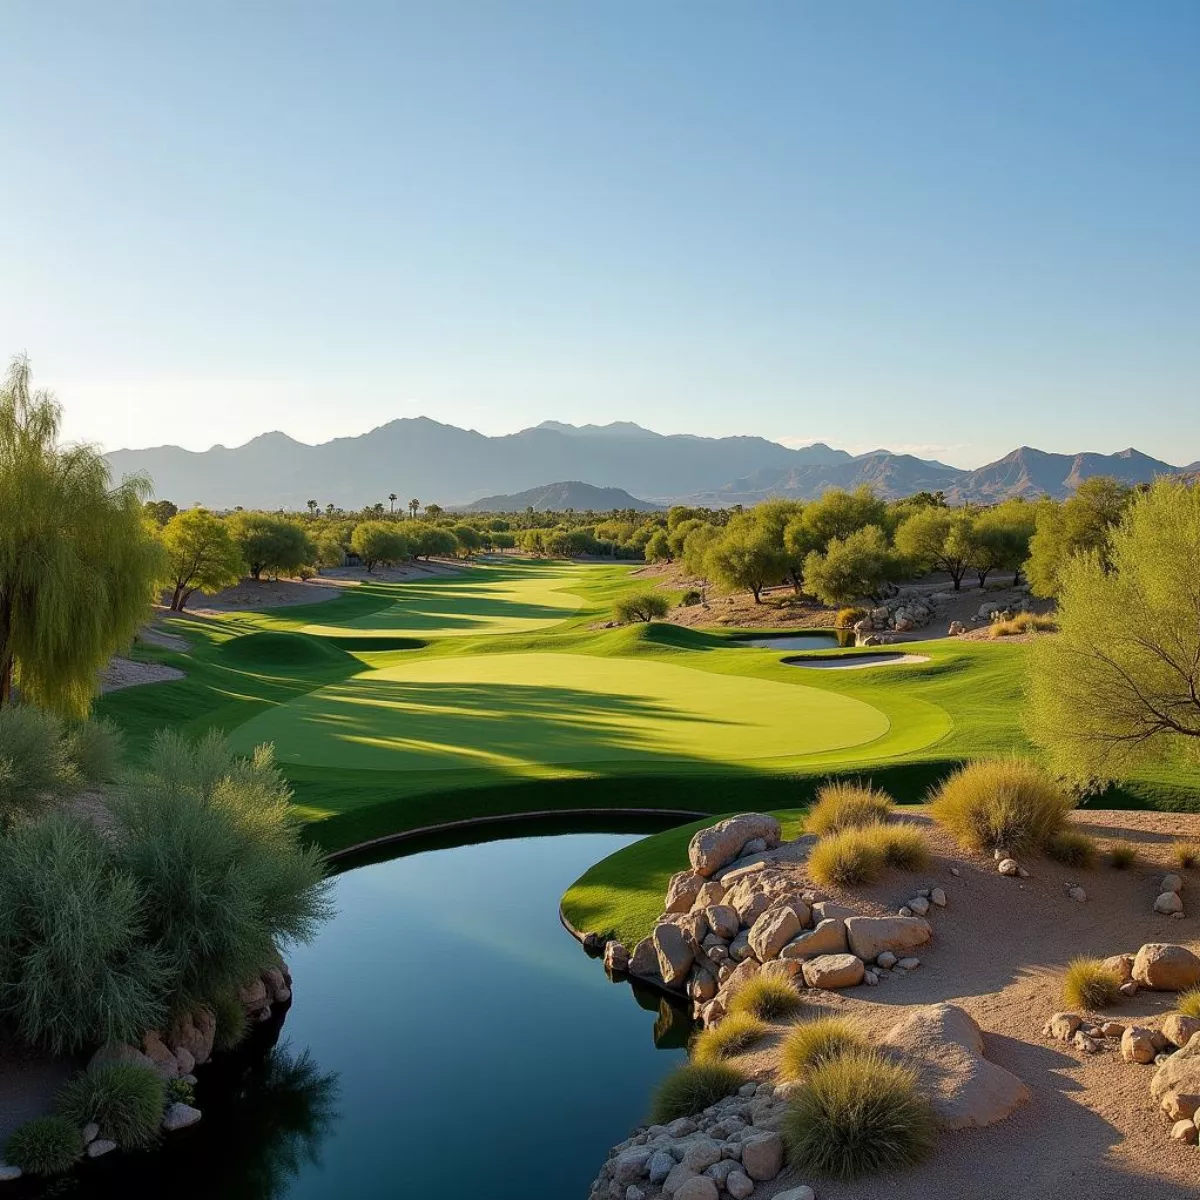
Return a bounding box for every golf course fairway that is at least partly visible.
[226,652,892,773]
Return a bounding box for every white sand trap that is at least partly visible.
[783,652,931,670]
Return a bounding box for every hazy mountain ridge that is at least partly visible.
[104,419,1194,510]
[459,481,661,513]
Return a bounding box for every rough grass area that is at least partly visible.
[989,611,1058,638]
[649,1062,749,1124]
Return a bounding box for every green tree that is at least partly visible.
[412,524,458,559]
[894,507,976,590]
[707,515,787,603]
[1028,479,1200,779]
[144,499,179,527]
[451,524,483,556]
[644,529,672,562]
[0,356,165,714]
[227,513,314,580]
[408,498,420,520]
[798,486,888,551]
[1025,476,1131,597]
[802,525,897,606]
[161,509,244,612]
[350,521,410,571]
[971,499,1036,586]
[614,590,670,623]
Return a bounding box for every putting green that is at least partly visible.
[299,567,584,638]
[229,652,890,774]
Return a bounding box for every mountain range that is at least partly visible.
[460,481,661,512]
[104,418,1199,510]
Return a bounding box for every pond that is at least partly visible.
[32,819,689,1200]
[740,631,851,651]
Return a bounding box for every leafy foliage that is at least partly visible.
[0,704,81,826]
[227,512,315,581]
[802,526,898,606]
[160,508,244,611]
[613,590,670,623]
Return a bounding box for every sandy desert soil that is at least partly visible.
[709,810,1200,1200]
[99,656,185,692]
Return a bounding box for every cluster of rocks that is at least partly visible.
[851,594,938,642]
[589,1081,808,1200]
[590,815,940,1026]
[994,849,1031,880]
[1154,873,1186,918]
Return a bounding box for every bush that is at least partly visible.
[928,758,1075,853]
[57,1063,165,1149]
[834,607,868,630]
[1107,842,1137,869]
[692,1013,769,1063]
[807,827,885,888]
[1173,842,1200,870]
[782,1050,935,1179]
[212,988,251,1052]
[1044,828,1097,869]
[989,611,1058,638]
[0,704,81,825]
[780,1018,868,1079]
[62,717,124,787]
[806,781,893,836]
[1177,986,1200,1018]
[111,732,332,1010]
[649,1062,749,1123]
[859,822,930,871]
[166,1077,196,1106]
[727,975,805,1021]
[4,1115,83,1176]
[613,590,671,624]
[678,588,702,607]
[1062,957,1121,1010]
[0,812,167,1053]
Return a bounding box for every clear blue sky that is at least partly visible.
[2,1,1196,467]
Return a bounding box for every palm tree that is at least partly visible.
[388,493,397,514]
[408,498,420,520]
[325,503,335,517]
[306,499,317,518]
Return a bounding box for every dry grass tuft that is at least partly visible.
[780,1018,868,1079]
[989,611,1058,638]
[806,781,894,836]
[1044,828,1097,869]
[1107,842,1137,869]
[649,1062,748,1123]
[727,975,805,1021]
[1062,957,1121,1010]
[1172,841,1200,870]
[807,827,885,888]
[692,1013,770,1063]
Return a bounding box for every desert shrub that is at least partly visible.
[62,717,124,787]
[110,731,332,1010]
[212,989,251,1052]
[807,827,885,888]
[613,590,670,624]
[989,611,1058,638]
[780,1017,868,1079]
[166,1077,196,1106]
[692,1013,770,1063]
[928,758,1075,853]
[1176,987,1200,1018]
[1044,828,1097,869]
[1107,842,1137,869]
[859,822,930,871]
[1172,842,1200,870]
[806,781,893,836]
[0,811,167,1053]
[649,1062,748,1123]
[834,606,868,630]
[679,588,702,607]
[57,1063,165,1149]
[0,704,80,826]
[1062,957,1121,1009]
[4,1115,83,1176]
[728,975,805,1021]
[782,1050,935,1179]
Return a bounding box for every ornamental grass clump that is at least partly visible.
[1176,987,1200,1019]
[780,1017,868,1079]
[1107,842,1137,869]
[1062,957,1121,1010]
[56,1063,165,1150]
[649,1062,748,1123]
[928,758,1075,854]
[691,1013,770,1063]
[727,975,805,1021]
[989,611,1058,638]
[782,1050,935,1179]
[807,827,885,888]
[1172,841,1200,870]
[805,780,894,836]
[4,1115,83,1177]
[860,822,930,871]
[1044,828,1098,869]
[0,704,82,827]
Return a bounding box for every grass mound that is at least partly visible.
[1107,842,1137,869]
[728,975,805,1021]
[1177,987,1200,1018]
[692,1013,770,1063]
[57,1062,166,1150]
[928,758,1074,853]
[221,631,353,671]
[1044,829,1097,868]
[806,781,894,836]
[862,822,930,870]
[807,827,885,888]
[989,612,1057,638]
[649,1062,749,1123]
[782,1050,936,1179]
[1063,957,1121,1009]
[780,1017,868,1079]
[4,1115,83,1177]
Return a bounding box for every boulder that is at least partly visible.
[237,977,268,1012]
[688,968,718,1002]
[89,1043,155,1073]
[748,905,804,961]
[666,870,705,913]
[86,1139,117,1158]
[998,858,1020,877]
[1162,874,1184,894]
[909,895,931,916]
[728,931,754,962]
[739,1132,783,1181]
[1170,1120,1198,1144]
[801,953,865,990]
[759,959,804,986]
[1163,1014,1200,1049]
[1121,1026,1158,1065]
[705,905,741,940]
[1162,1091,1200,1122]
[688,814,782,878]
[1155,891,1184,915]
[162,1102,202,1132]
[1132,944,1200,991]
[1152,1032,1200,1118]
[845,916,932,961]
[811,900,857,923]
[773,1190,816,1200]
[673,1178,719,1200]
[604,941,629,973]
[1103,955,1134,985]
[725,1172,754,1200]
[724,959,761,996]
[1043,1012,1082,1042]
[653,923,696,987]
[629,937,659,977]
[168,1006,216,1066]
[780,918,848,960]
[693,880,728,909]
[931,887,947,907]
[883,1003,1030,1129]
[142,1031,181,1080]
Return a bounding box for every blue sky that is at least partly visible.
[1,1,1196,467]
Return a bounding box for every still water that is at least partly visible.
[740,631,849,651]
[39,821,688,1200]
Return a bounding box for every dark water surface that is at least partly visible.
[33,822,688,1200]
[740,631,848,651]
